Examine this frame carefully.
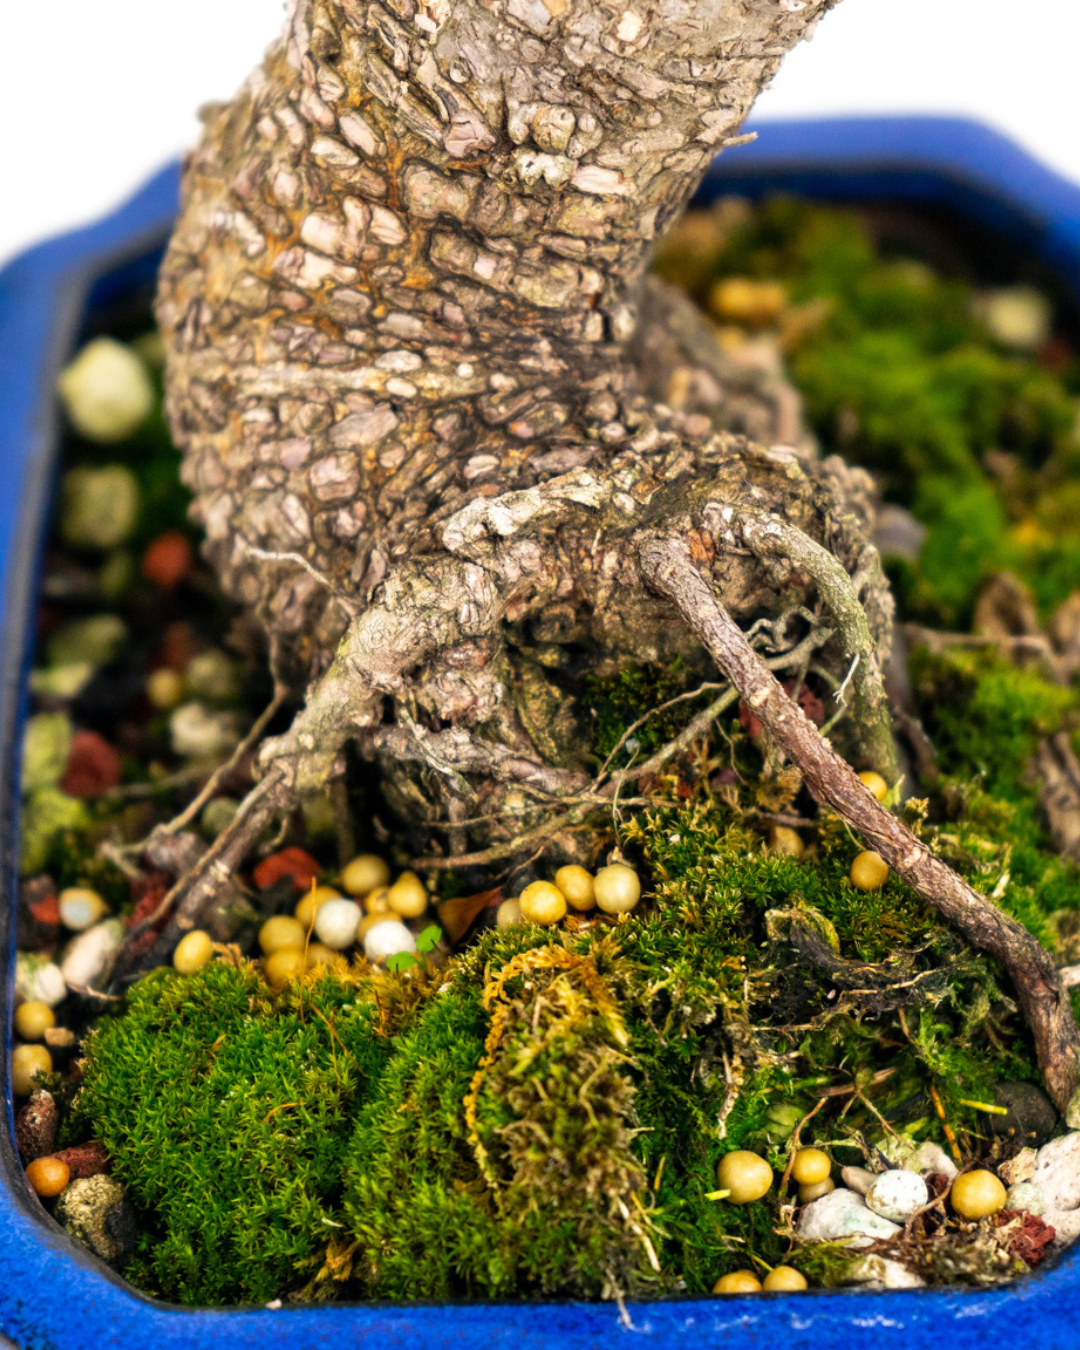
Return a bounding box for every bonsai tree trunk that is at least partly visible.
[152,0,1080,1106]
[158,0,888,822]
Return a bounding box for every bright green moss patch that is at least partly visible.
[67,961,392,1305]
[910,646,1080,948]
[911,646,1073,795]
[69,756,1060,1305]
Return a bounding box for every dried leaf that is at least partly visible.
[437,887,501,946]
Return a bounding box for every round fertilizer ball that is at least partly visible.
[865,1170,928,1223]
[14,1002,56,1042]
[295,885,341,930]
[858,771,889,802]
[172,930,214,974]
[798,1178,835,1204]
[365,886,392,915]
[594,864,640,915]
[263,949,306,991]
[791,1148,831,1185]
[850,851,889,891]
[951,1170,1007,1220]
[313,898,363,950]
[304,943,340,969]
[26,1156,70,1199]
[57,339,154,444]
[555,865,595,912]
[388,871,428,919]
[768,826,804,858]
[146,667,185,712]
[717,1150,773,1204]
[713,1271,762,1294]
[12,1044,52,1097]
[363,918,417,965]
[341,854,391,897]
[519,881,567,926]
[763,1266,808,1292]
[258,915,306,956]
[496,897,523,929]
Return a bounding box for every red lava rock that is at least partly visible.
[142,531,195,590]
[253,847,321,893]
[998,1209,1057,1267]
[1039,335,1073,374]
[18,876,60,952]
[29,893,61,926]
[794,683,825,727]
[15,1090,58,1164]
[925,1172,952,1199]
[126,871,173,931]
[22,875,60,929]
[51,1141,110,1179]
[60,730,123,798]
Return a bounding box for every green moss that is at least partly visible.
[68,961,392,1306]
[581,661,704,764]
[655,195,1080,622]
[19,787,91,875]
[69,664,1067,1306]
[911,647,1073,795]
[909,646,1080,951]
[340,985,502,1299]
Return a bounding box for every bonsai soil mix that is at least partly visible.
[12,192,1080,1306]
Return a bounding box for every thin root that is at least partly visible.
[638,530,1080,1112]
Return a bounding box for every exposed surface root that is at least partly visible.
[639,532,1080,1111]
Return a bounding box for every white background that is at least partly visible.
[2,0,1078,268]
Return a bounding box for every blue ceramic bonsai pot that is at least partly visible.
[4,115,1080,1350]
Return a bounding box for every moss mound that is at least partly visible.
[69,648,1080,1306]
[68,961,392,1305]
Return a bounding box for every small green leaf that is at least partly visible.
[386,951,418,972]
[416,924,442,954]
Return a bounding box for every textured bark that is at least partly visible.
[155,0,901,851]
[158,0,842,671]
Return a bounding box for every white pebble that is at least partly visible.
[57,339,155,443]
[845,1254,926,1290]
[60,918,125,990]
[58,887,109,932]
[1005,1181,1046,1216]
[313,897,362,950]
[978,286,1052,351]
[797,1188,902,1245]
[1033,1131,1080,1212]
[999,1148,1038,1187]
[864,1169,928,1223]
[169,703,241,759]
[880,1137,958,1180]
[363,918,417,964]
[15,954,67,1007]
